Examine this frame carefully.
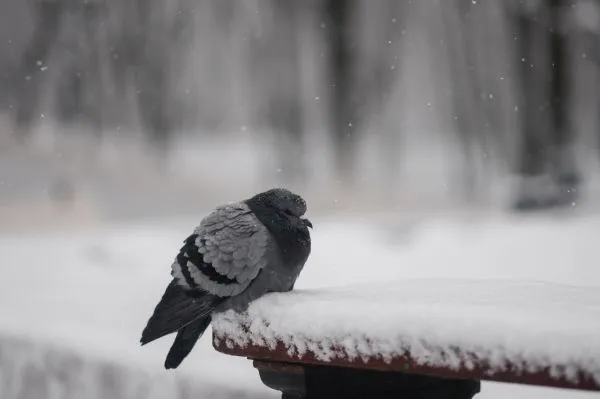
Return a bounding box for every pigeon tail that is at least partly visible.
[140,279,220,345]
[164,316,212,369]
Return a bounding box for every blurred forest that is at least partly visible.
[1,0,600,223]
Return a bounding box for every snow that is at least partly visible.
[213,279,600,384]
[1,214,600,398]
[0,223,270,399]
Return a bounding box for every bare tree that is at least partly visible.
[9,0,63,141]
[109,0,193,155]
[248,0,308,183]
[7,0,109,142]
[323,0,358,185]
[510,0,580,211]
[322,0,405,187]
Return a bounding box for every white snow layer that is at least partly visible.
[1,214,600,398]
[213,279,600,384]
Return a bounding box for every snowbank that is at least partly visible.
[0,332,207,399]
[0,222,272,399]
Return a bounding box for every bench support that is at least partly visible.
[253,360,481,399]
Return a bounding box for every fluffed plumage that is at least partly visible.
[140,188,312,369]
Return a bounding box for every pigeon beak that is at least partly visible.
[302,218,313,229]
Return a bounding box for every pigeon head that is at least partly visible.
[246,188,312,230]
[245,188,311,266]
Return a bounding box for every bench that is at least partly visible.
[212,279,600,398]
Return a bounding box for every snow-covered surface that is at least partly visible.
[1,214,600,398]
[0,221,270,399]
[214,279,600,384]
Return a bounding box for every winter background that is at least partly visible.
[1,0,600,398]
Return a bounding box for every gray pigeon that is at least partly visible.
[140,188,312,369]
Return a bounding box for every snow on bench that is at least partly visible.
[212,279,600,392]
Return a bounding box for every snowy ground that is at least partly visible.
[1,213,600,398]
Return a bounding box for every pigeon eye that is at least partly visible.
[284,209,293,216]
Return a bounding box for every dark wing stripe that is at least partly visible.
[176,250,198,289]
[179,234,239,286]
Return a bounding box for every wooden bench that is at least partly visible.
[212,279,600,398]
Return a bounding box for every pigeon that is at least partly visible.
[140,188,312,369]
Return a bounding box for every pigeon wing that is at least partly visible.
[171,203,272,297]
